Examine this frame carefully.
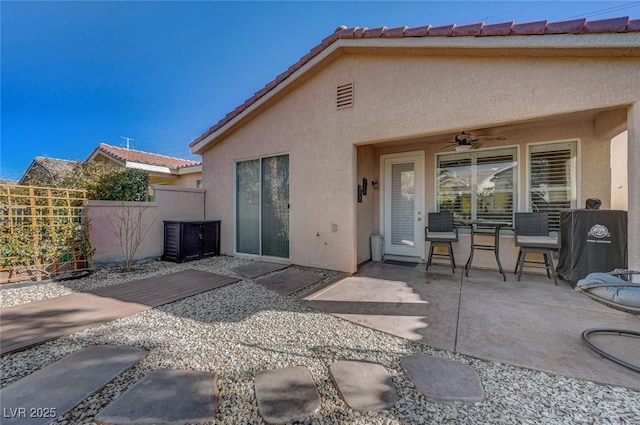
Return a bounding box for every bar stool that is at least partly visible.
[513,212,560,285]
[425,212,458,274]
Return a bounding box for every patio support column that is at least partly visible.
[627,103,640,277]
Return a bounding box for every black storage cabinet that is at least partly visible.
[162,220,220,262]
[557,210,627,283]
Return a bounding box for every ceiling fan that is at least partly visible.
[447,131,507,151]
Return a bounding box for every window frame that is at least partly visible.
[233,152,290,259]
[435,146,519,223]
[525,139,580,230]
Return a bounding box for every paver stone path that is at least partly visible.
[1,269,238,354]
[254,365,321,424]
[400,354,484,403]
[231,262,288,278]
[257,269,324,296]
[0,345,147,425]
[95,369,218,425]
[329,360,398,411]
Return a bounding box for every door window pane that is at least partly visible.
[236,159,260,255]
[391,163,415,246]
[261,155,289,258]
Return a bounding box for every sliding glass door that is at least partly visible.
[236,154,289,258]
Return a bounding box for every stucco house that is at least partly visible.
[190,16,640,274]
[87,143,203,188]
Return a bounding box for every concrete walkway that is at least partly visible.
[304,262,640,390]
[1,269,239,354]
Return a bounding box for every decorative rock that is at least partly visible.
[255,366,321,424]
[329,360,398,411]
[95,369,217,424]
[400,354,484,403]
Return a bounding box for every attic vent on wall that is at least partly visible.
[336,82,354,109]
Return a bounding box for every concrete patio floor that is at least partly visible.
[303,262,640,390]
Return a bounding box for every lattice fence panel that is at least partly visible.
[0,184,90,284]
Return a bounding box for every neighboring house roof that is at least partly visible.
[190,16,640,152]
[18,156,81,186]
[89,143,200,169]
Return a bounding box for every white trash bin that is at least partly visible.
[370,234,384,262]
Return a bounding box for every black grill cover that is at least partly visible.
[557,210,627,283]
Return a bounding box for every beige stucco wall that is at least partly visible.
[87,185,205,267]
[356,145,377,264]
[611,131,629,210]
[200,44,639,273]
[173,172,202,188]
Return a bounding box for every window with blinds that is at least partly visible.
[528,141,577,230]
[236,155,290,258]
[437,148,517,222]
[390,163,415,246]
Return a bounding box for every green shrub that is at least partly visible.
[63,164,149,201]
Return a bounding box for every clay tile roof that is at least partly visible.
[97,143,200,169]
[191,16,639,148]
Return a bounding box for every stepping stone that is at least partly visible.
[258,269,324,296]
[232,262,288,278]
[95,369,217,425]
[0,345,147,425]
[329,360,398,411]
[255,366,321,424]
[400,354,484,403]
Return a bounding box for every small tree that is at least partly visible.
[62,164,149,202]
[66,165,153,270]
[109,203,156,271]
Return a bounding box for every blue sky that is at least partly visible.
[2,1,639,180]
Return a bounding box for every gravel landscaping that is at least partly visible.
[1,256,639,424]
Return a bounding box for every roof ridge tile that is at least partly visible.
[511,20,547,35]
[453,23,484,36]
[545,18,586,34]
[628,18,640,31]
[385,26,408,38]
[584,16,630,33]
[363,26,387,38]
[480,21,514,36]
[404,25,430,37]
[428,24,455,36]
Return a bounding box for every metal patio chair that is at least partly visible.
[575,269,640,373]
[425,212,458,274]
[513,212,560,285]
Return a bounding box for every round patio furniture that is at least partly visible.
[575,269,640,373]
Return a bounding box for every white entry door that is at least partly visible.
[382,152,425,258]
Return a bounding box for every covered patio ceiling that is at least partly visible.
[362,106,627,150]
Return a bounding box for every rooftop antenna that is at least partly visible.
[120,136,135,149]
